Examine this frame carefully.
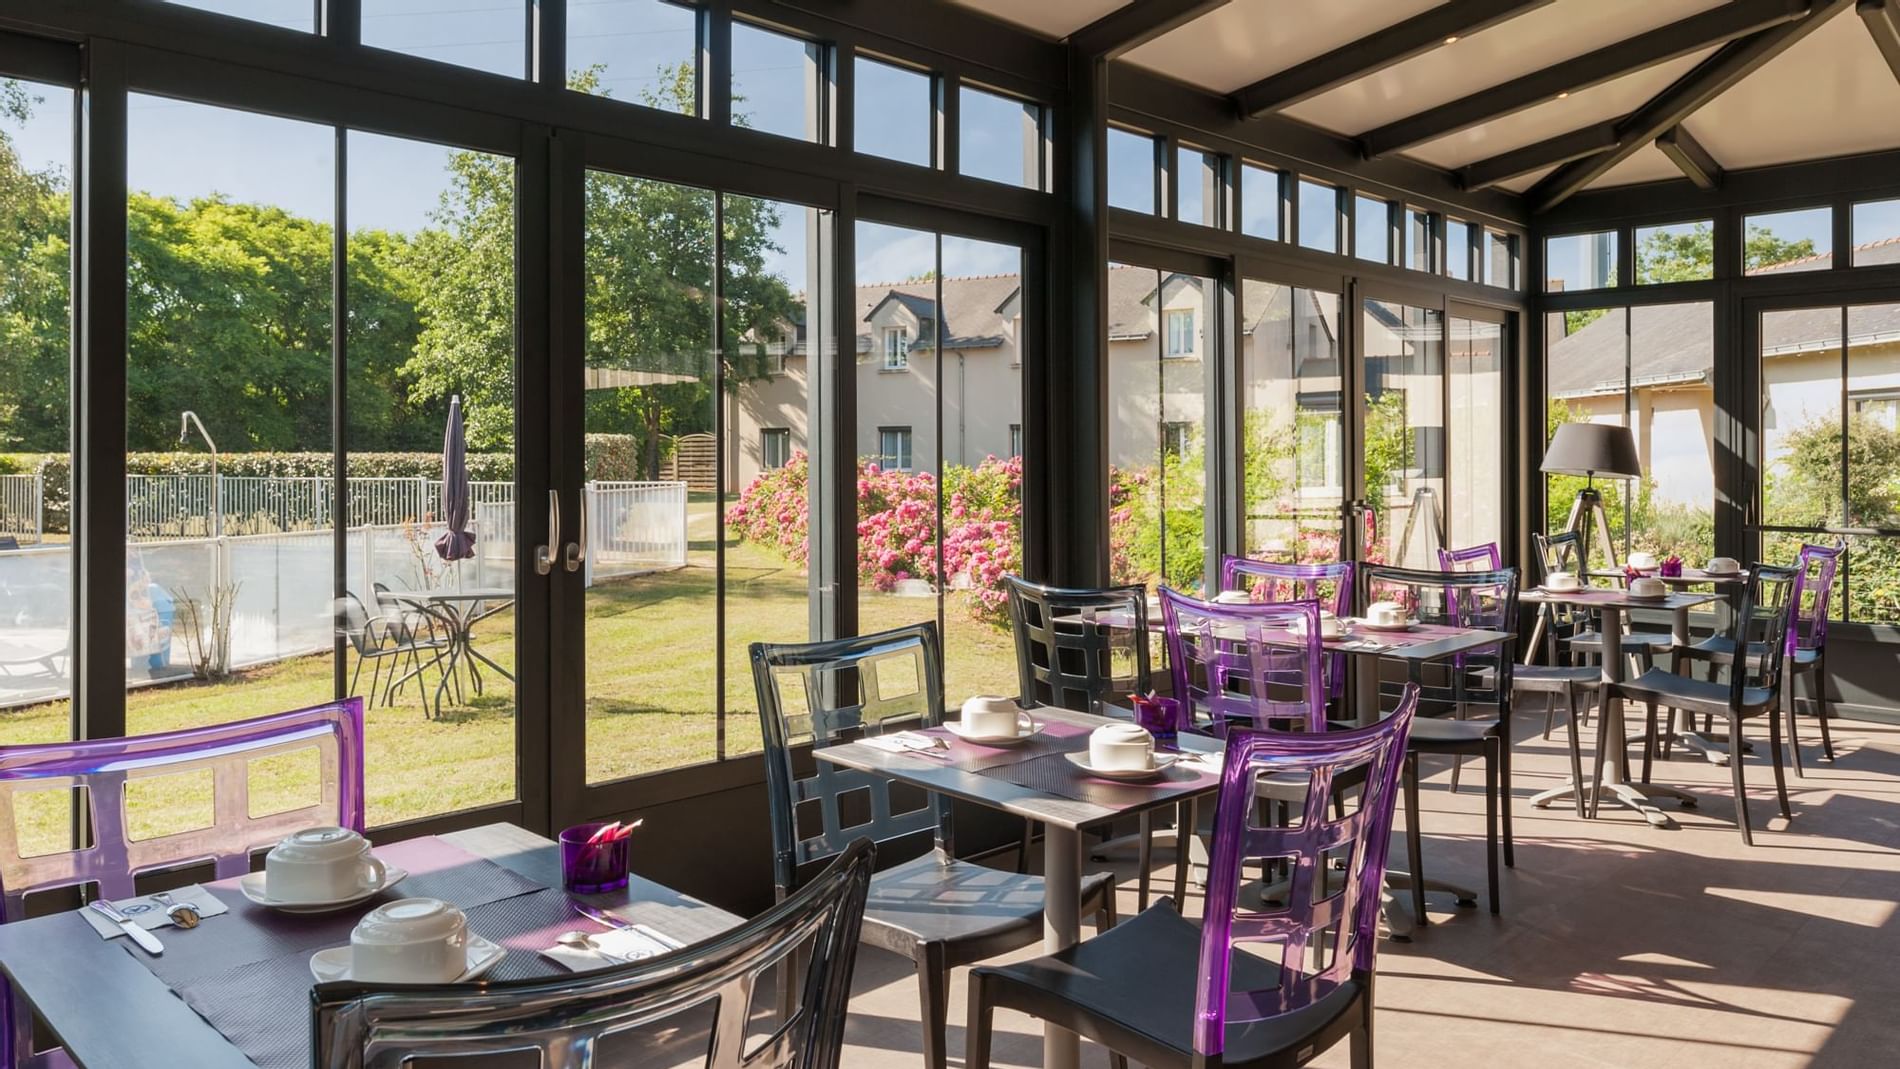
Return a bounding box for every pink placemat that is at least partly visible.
[918,718,1093,771]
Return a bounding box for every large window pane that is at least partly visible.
[1846,303,1900,530]
[1107,127,1156,214]
[1634,220,1714,284]
[1745,206,1832,274]
[1483,229,1515,288]
[1242,280,1343,563]
[1404,208,1434,273]
[1240,163,1280,240]
[0,79,76,745]
[1354,196,1389,263]
[1629,303,1715,565]
[167,0,315,31]
[1362,301,1443,568]
[584,172,717,784]
[732,21,819,142]
[1545,230,1617,292]
[363,0,527,78]
[347,132,519,823]
[1544,307,1629,560]
[960,85,1040,189]
[568,0,698,110]
[1177,146,1217,227]
[1448,318,1503,550]
[1852,198,1900,266]
[1444,218,1471,281]
[1761,306,1843,528]
[1297,179,1337,254]
[854,56,932,167]
[1109,264,1211,591]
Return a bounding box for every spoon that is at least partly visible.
[555,930,628,965]
[152,891,200,929]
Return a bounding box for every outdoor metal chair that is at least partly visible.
[313,837,876,1069]
[1363,564,1519,916]
[1615,564,1799,845]
[751,622,1116,1069]
[337,591,449,713]
[0,699,365,1069]
[966,684,1418,1069]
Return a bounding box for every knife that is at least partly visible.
[90,900,164,956]
[570,904,686,951]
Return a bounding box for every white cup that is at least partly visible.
[1292,610,1345,639]
[1627,551,1659,570]
[1543,571,1582,592]
[960,695,1031,738]
[1706,556,1741,575]
[1213,589,1252,605]
[1365,600,1408,627]
[266,826,386,904]
[349,898,468,983]
[1089,723,1154,771]
[1630,577,1667,598]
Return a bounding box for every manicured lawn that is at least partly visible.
[1,538,1020,844]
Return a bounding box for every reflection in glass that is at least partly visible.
[1242,280,1343,564]
[1545,308,1628,560]
[1846,304,1900,530]
[568,0,698,109]
[854,56,932,167]
[1109,265,1211,591]
[1444,219,1471,280]
[363,0,527,78]
[1484,230,1515,288]
[959,85,1039,189]
[1354,196,1389,263]
[1634,220,1714,284]
[1545,230,1617,292]
[1108,127,1156,214]
[1405,208,1433,272]
[1241,164,1280,240]
[732,21,819,141]
[1297,180,1337,253]
[1448,318,1502,550]
[1744,206,1832,274]
[1362,301,1444,568]
[1760,306,1843,528]
[1177,147,1216,227]
[1628,303,1715,564]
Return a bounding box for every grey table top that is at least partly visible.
[816,706,1229,833]
[1523,587,1724,611]
[381,588,515,603]
[1094,609,1513,663]
[0,823,738,1069]
[1586,567,1747,585]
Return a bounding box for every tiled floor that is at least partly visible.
[835,710,1900,1067]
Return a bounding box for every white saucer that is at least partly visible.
[239,865,409,914]
[1536,585,1585,595]
[1063,751,1179,781]
[1624,591,1670,601]
[309,933,504,983]
[1356,618,1418,633]
[944,719,1042,745]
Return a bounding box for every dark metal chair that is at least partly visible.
[313,837,877,1069]
[1616,564,1800,845]
[336,591,449,713]
[1535,530,1673,672]
[751,622,1116,1069]
[1364,564,1519,917]
[966,685,1420,1069]
[1003,575,1150,711]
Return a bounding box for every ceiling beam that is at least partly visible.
[1357,0,1812,158]
[1459,122,1620,190]
[1232,0,1553,117]
[1068,0,1232,60]
[1528,0,1852,211]
[1655,125,1723,189]
[1862,0,1900,84]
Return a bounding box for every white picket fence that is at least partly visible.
[0,473,43,542]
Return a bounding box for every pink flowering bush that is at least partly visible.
[723,451,812,565]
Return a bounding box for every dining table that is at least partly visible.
[815,705,1225,1069]
[0,823,738,1069]
[1521,587,1725,823]
[383,587,516,714]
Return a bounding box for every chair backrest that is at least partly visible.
[752,623,951,899]
[1003,575,1150,711]
[1731,563,1799,704]
[0,699,364,1069]
[1192,684,1418,1057]
[1791,542,1842,653]
[1159,588,1327,733]
[1363,564,1518,710]
[1218,557,1353,702]
[313,837,876,1069]
[336,592,375,654]
[1438,542,1501,573]
[1530,531,1593,652]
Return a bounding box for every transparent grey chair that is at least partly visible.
[311,837,875,1069]
[752,622,1117,1069]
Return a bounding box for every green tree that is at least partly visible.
[0,81,73,451]
[1635,221,1817,283]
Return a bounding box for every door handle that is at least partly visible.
[535,490,559,576]
[564,489,588,573]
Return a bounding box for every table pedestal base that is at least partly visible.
[1530,778,1697,827]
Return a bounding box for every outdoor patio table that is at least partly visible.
[383,587,515,714]
[0,822,739,1069]
[814,705,1224,1069]
[1521,587,1724,824]
[1584,569,1749,763]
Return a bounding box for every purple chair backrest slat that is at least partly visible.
[1159,588,1327,734]
[1437,543,1502,573]
[1218,557,1354,701]
[0,698,364,1067]
[1791,542,1842,653]
[1193,684,1419,1056]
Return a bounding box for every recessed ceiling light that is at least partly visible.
[1443,35,1460,44]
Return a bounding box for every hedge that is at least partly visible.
[3,434,645,534]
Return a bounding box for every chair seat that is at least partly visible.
[973,901,1363,1069]
[858,853,1113,962]
[1513,664,1600,693]
[1567,628,1674,653]
[1612,667,1775,717]
[1405,714,1504,753]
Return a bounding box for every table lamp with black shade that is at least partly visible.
[1541,422,1642,570]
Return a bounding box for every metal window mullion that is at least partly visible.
[332,124,348,699]
[531,0,564,88]
[934,237,946,665]
[704,0,732,126]
[322,0,360,44]
[937,72,957,175]
[714,191,728,759]
[1839,304,1851,616]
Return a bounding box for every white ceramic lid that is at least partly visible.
[960,695,1020,719]
[354,898,464,946]
[1544,571,1580,588]
[1213,589,1252,604]
[1707,557,1741,573]
[1091,723,1152,746]
[1630,577,1666,595]
[271,826,364,864]
[1367,599,1407,616]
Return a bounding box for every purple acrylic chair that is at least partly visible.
[966,684,1420,1069]
[1786,542,1842,765]
[1159,587,1328,735]
[1219,556,1355,706]
[0,698,366,1069]
[1437,542,1501,572]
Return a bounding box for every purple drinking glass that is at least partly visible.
[1134,695,1183,748]
[560,823,632,894]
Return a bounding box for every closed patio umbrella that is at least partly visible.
[433,395,477,562]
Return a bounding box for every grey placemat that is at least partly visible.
[974,750,1220,809]
[137,837,547,988]
[919,719,1093,772]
